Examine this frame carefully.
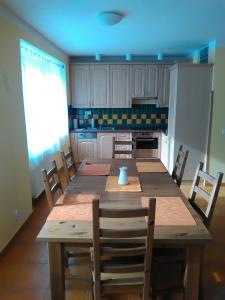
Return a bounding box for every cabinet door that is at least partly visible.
[70,64,90,107]
[145,65,159,97]
[69,133,79,163]
[161,133,169,169]
[110,65,131,108]
[78,139,97,161]
[132,65,145,98]
[158,66,170,107]
[97,133,116,159]
[90,65,109,108]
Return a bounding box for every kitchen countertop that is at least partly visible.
[70,127,167,134]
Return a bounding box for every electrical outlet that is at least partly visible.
[12,209,20,221]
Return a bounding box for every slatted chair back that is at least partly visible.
[41,160,63,210]
[189,162,223,227]
[92,197,156,300]
[60,146,77,185]
[172,145,189,187]
[112,137,135,159]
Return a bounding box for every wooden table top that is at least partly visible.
[37,159,212,246]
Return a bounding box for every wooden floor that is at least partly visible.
[0,175,225,300]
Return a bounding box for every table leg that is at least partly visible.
[184,245,203,300]
[48,243,65,300]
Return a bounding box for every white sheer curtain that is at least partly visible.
[20,40,68,197]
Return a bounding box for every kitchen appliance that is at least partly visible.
[134,132,159,158]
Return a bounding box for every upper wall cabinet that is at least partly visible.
[70,63,131,108]
[158,65,170,107]
[110,64,131,108]
[90,65,110,108]
[71,64,109,108]
[70,63,168,108]
[132,64,159,98]
[70,64,90,107]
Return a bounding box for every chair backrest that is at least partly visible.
[60,146,77,184]
[112,137,135,159]
[189,162,223,227]
[92,197,156,300]
[172,145,189,187]
[41,160,63,210]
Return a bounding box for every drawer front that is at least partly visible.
[116,132,132,141]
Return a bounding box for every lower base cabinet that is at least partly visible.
[161,133,169,169]
[77,139,97,161]
[97,133,116,159]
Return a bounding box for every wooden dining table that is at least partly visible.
[37,159,212,300]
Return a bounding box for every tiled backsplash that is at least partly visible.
[68,105,168,129]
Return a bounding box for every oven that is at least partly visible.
[134,132,159,158]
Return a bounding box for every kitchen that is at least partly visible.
[1,1,225,300]
[69,62,212,182]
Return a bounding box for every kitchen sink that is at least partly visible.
[99,126,115,130]
[83,126,115,131]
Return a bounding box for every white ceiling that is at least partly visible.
[1,0,225,56]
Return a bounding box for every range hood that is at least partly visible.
[132,97,158,105]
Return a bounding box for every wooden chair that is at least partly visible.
[172,145,189,187]
[189,161,223,228]
[41,160,63,210]
[60,146,77,185]
[91,197,156,300]
[41,160,90,271]
[153,162,223,298]
[112,137,135,159]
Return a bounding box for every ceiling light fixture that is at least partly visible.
[97,11,124,26]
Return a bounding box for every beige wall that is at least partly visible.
[209,47,225,179]
[0,9,69,251]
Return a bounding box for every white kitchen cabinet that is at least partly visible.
[97,133,116,159]
[161,132,169,169]
[70,133,79,163]
[90,65,110,108]
[146,65,159,97]
[132,64,159,98]
[158,66,170,107]
[110,65,131,108]
[70,64,90,107]
[97,132,133,159]
[132,65,145,97]
[167,64,213,179]
[77,139,97,161]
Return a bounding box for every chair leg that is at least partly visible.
[64,251,69,268]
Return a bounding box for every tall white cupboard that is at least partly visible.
[166,64,213,180]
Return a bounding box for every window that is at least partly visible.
[20,40,68,197]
